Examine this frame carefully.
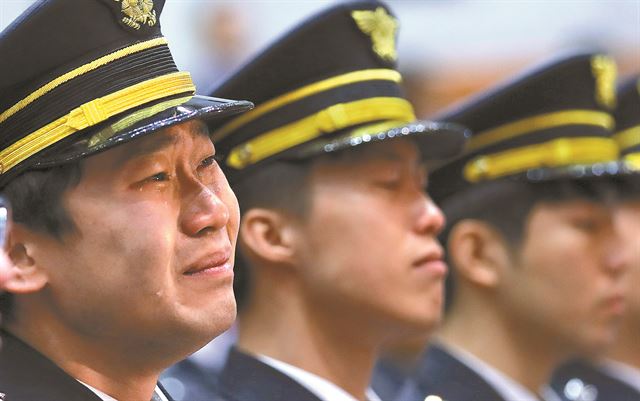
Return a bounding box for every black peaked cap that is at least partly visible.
[429,52,622,204]
[208,0,468,183]
[0,0,253,187]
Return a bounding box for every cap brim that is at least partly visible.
[32,95,254,169]
[288,120,470,163]
[519,160,638,183]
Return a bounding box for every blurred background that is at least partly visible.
[2,0,638,117]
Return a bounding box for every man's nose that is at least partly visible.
[180,182,231,236]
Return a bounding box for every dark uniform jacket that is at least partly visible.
[551,360,640,401]
[397,344,507,401]
[371,358,414,401]
[162,357,221,401]
[215,347,322,401]
[0,329,172,401]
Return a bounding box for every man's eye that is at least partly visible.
[146,172,170,182]
[572,217,600,232]
[200,155,220,168]
[374,179,402,189]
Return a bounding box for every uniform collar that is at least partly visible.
[438,341,551,401]
[76,381,118,401]
[257,354,381,401]
[77,381,170,401]
[600,359,640,393]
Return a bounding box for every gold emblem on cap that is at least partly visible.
[115,0,157,30]
[351,7,398,62]
[591,55,617,109]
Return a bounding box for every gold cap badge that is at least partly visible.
[115,0,157,31]
[351,7,399,62]
[591,55,617,109]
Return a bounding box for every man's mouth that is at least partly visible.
[413,248,447,276]
[183,249,232,276]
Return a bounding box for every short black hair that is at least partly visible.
[229,159,315,311]
[233,160,315,220]
[0,162,82,322]
[440,176,620,311]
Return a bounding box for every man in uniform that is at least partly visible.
[551,76,640,401]
[398,53,629,401]
[168,2,468,400]
[0,1,252,400]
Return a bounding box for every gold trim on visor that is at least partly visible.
[226,97,415,169]
[87,95,194,148]
[0,37,169,125]
[0,72,195,174]
[212,68,403,142]
[464,137,619,182]
[347,120,411,139]
[614,125,640,151]
[624,153,640,171]
[466,110,615,153]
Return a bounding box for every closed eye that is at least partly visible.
[572,216,603,232]
[374,178,402,189]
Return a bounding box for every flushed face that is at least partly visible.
[25,120,239,357]
[294,139,447,340]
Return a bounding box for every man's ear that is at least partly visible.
[447,219,512,289]
[239,208,300,267]
[2,223,48,294]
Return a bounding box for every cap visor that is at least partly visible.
[521,161,636,182]
[290,120,470,162]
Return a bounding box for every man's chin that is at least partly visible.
[194,298,237,341]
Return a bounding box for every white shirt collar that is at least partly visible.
[77,380,169,401]
[257,354,381,401]
[599,359,640,393]
[438,341,553,401]
[77,380,119,401]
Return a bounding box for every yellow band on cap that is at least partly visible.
[212,68,403,142]
[464,137,619,182]
[624,153,640,171]
[226,97,415,169]
[0,37,169,125]
[87,95,194,148]
[614,125,640,151]
[466,110,615,153]
[0,71,195,174]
